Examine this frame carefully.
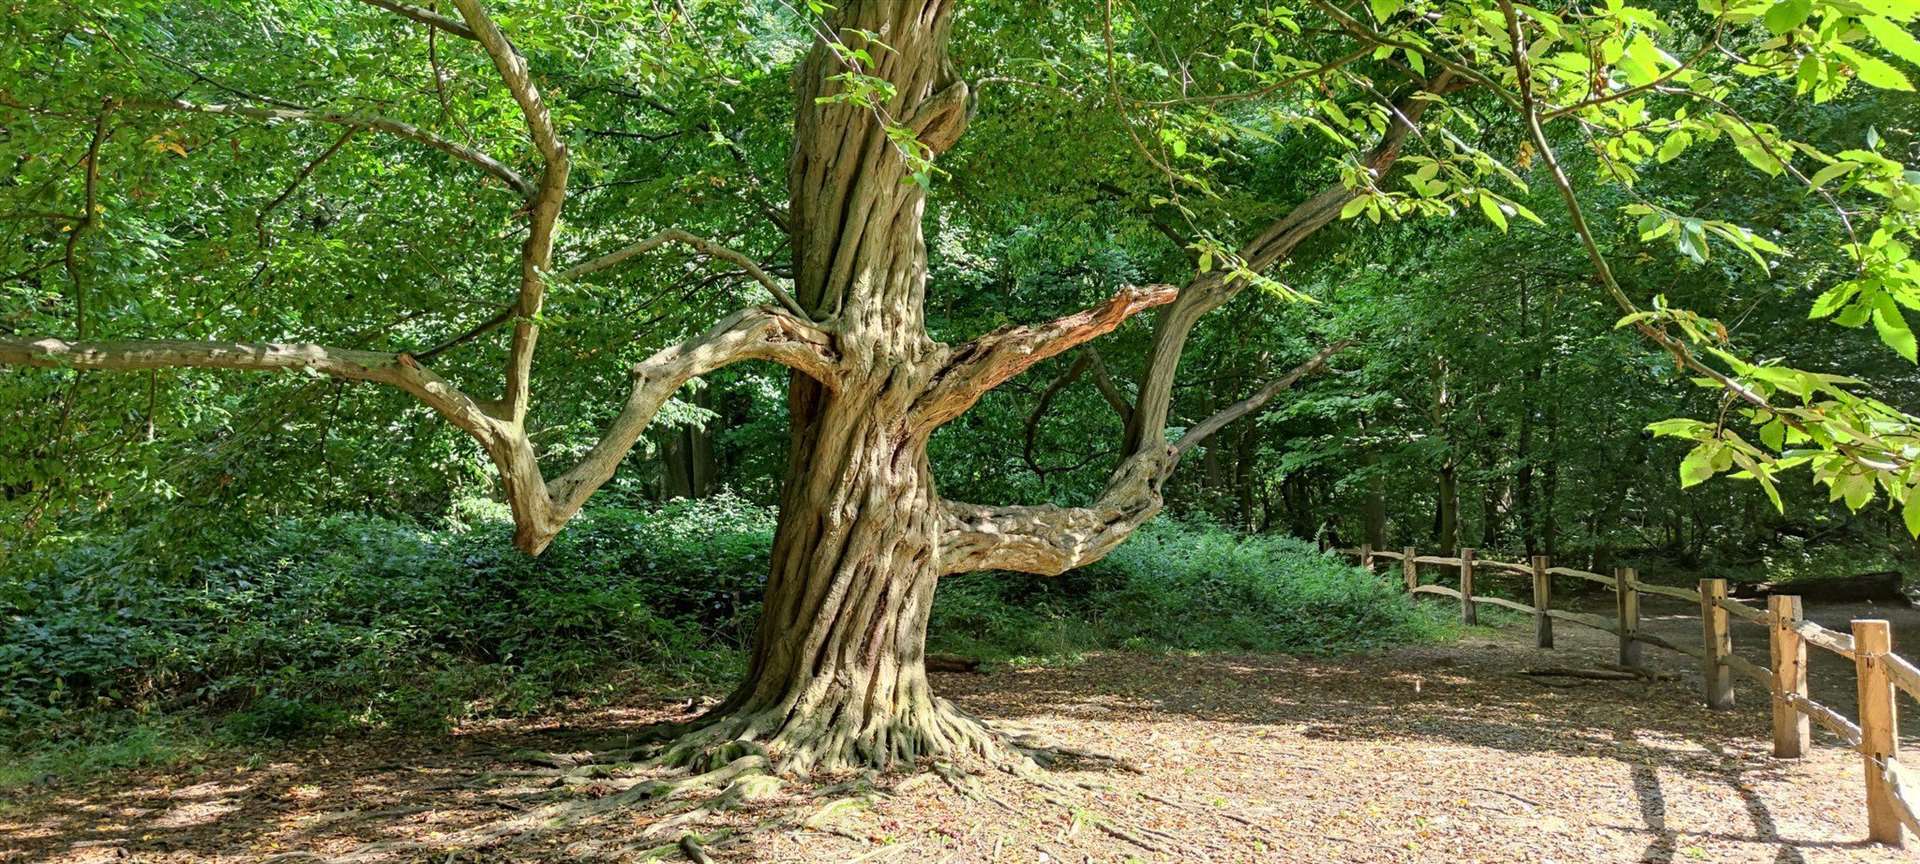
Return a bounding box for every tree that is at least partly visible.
[4,0,1919,774]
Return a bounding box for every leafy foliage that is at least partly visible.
[931,520,1452,661]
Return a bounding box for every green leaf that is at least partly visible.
[1370,0,1404,20]
[1647,417,1708,437]
[1905,489,1920,537]
[1478,192,1509,232]
[1872,291,1919,360]
[1657,131,1693,163]
[1862,16,1920,67]
[1842,472,1876,510]
[1756,466,1785,513]
[1765,0,1813,33]
[1679,441,1720,487]
[1808,160,1860,188]
[1835,44,1917,90]
[1760,418,1787,450]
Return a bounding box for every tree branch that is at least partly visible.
[1082,347,1134,423]
[939,337,1347,575]
[912,284,1177,432]
[939,450,1171,575]
[450,0,570,425]
[0,337,501,446]
[414,303,514,360]
[66,103,112,339]
[130,98,533,198]
[0,306,838,556]
[257,127,357,248]
[355,0,478,40]
[559,228,809,320]
[1173,338,1353,456]
[1023,350,1094,477]
[1121,74,1455,457]
[540,307,839,541]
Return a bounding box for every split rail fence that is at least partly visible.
[1340,542,1920,847]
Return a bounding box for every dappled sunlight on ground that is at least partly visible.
[1,618,1907,862]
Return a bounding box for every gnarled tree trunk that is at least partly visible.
[683,0,998,771]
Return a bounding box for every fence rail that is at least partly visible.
[1342,541,1917,848]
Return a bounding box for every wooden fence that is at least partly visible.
[1340,542,1920,847]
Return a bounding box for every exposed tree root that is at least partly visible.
[262,700,1169,863]
[1006,734,1145,774]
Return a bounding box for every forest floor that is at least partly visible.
[2,606,1910,863]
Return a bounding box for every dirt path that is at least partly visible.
[1,616,1906,863]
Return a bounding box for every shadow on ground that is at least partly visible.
[1,617,1903,863]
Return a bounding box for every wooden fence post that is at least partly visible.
[1854,619,1903,846]
[1700,578,1734,710]
[1359,543,1374,570]
[1459,548,1477,626]
[1402,546,1418,592]
[1531,555,1552,649]
[1616,567,1641,669]
[1768,595,1808,759]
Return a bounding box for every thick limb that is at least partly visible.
[0,305,839,554]
[1121,76,1456,455]
[940,338,1350,575]
[911,283,1176,433]
[939,449,1172,575]
[451,0,570,424]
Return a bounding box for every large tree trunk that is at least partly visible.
[678,0,993,772]
[692,396,993,770]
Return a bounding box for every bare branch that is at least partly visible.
[131,98,533,197]
[0,337,500,442]
[451,0,562,165]
[257,128,358,248]
[913,284,1177,432]
[1023,351,1094,477]
[940,450,1171,575]
[1082,347,1134,422]
[560,228,809,320]
[1173,338,1353,456]
[450,0,570,425]
[540,307,840,539]
[415,304,514,360]
[355,0,478,40]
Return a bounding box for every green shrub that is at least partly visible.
[3,500,1449,777]
[0,494,772,747]
[930,520,1452,660]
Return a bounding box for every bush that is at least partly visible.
[0,494,772,746]
[2,500,1449,771]
[930,520,1452,660]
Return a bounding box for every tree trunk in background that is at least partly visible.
[1480,450,1505,549]
[1233,408,1261,531]
[659,385,717,499]
[1432,356,1458,551]
[1515,280,1539,556]
[1542,355,1561,559]
[1359,417,1385,548]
